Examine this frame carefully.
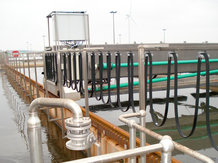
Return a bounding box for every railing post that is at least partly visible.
[82,51,89,117]
[34,53,39,98]
[128,119,136,163]
[22,53,27,96]
[139,110,146,163]
[138,46,145,111]
[138,46,146,163]
[27,53,33,101]
[43,52,48,98]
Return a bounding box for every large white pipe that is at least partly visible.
[28,98,83,163]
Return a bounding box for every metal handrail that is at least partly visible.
[64,136,173,163]
[119,111,214,163]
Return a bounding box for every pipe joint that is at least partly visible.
[160,135,174,153]
[127,119,136,128]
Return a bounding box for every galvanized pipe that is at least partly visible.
[28,98,84,163]
[64,143,163,163]
[119,113,214,163]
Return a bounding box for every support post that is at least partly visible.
[27,53,33,101]
[139,110,146,163]
[34,53,39,97]
[128,120,136,163]
[82,51,89,117]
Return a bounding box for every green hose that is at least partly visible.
[103,59,218,69]
[95,69,218,91]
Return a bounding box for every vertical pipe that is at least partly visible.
[138,46,145,110]
[56,51,65,138]
[129,120,136,163]
[139,110,146,163]
[47,17,51,47]
[138,46,146,163]
[82,51,89,117]
[34,53,39,97]
[28,112,44,163]
[27,53,33,100]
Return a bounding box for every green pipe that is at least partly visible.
[95,69,218,91]
[102,59,218,69]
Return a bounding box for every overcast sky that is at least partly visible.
[0,0,218,51]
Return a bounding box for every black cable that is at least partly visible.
[70,52,77,90]
[62,53,67,86]
[172,52,199,138]
[93,52,103,101]
[78,52,84,93]
[126,52,135,112]
[101,52,114,107]
[90,52,96,98]
[51,53,55,82]
[54,53,58,85]
[66,52,71,88]
[96,52,104,100]
[199,52,218,151]
[145,52,171,126]
[115,52,125,110]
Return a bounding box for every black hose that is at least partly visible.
[145,52,171,126]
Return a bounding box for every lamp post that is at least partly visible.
[110,11,117,44]
[162,29,166,43]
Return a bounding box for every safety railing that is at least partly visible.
[64,110,214,163]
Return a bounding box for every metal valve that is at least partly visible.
[65,117,96,151]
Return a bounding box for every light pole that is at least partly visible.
[110,11,117,44]
[42,35,46,49]
[162,29,166,43]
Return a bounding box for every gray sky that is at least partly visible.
[0,0,218,50]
